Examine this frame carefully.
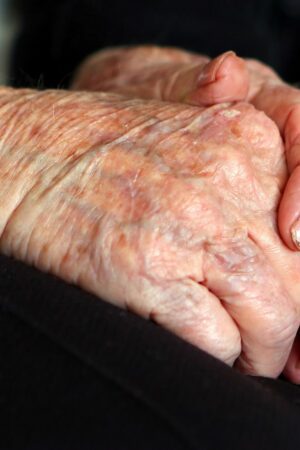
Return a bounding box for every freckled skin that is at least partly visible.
[0,86,299,378]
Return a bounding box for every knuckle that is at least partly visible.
[259,301,299,348]
[213,329,242,366]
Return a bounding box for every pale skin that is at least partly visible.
[72,45,300,382]
[72,46,300,252]
[0,48,299,383]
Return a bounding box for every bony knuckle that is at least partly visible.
[262,310,298,348]
[216,333,241,366]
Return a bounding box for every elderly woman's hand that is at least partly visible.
[72,47,300,382]
[0,87,299,379]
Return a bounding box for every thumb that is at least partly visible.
[251,89,300,251]
[278,107,300,251]
[278,163,300,250]
[282,331,300,384]
[183,51,249,106]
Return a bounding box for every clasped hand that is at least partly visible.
[1,45,300,384]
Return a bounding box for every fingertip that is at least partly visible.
[213,51,249,102]
[278,166,300,251]
[197,51,237,87]
[216,52,248,84]
[188,51,249,106]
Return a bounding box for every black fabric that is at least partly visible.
[9,0,300,88]
[1,253,300,450]
[2,1,300,449]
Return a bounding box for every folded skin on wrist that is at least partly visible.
[0,87,146,235]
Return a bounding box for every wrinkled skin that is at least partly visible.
[72,46,300,252]
[72,45,300,381]
[0,87,300,380]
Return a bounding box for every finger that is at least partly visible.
[278,165,300,250]
[182,51,249,106]
[282,331,300,384]
[277,105,300,250]
[203,238,298,378]
[150,278,241,366]
[248,82,300,252]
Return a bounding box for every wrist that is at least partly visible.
[0,87,43,236]
[0,87,165,241]
[0,88,115,238]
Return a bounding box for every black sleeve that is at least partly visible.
[1,253,300,450]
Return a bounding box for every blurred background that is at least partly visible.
[1,0,300,89]
[0,0,18,84]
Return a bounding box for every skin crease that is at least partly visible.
[71,46,300,247]
[72,46,300,383]
[0,86,300,381]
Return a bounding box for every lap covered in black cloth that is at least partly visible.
[1,253,300,450]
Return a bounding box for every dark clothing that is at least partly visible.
[1,253,300,450]
[2,1,300,449]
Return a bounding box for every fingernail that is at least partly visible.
[291,216,300,249]
[197,51,236,87]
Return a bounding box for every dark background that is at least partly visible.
[9,0,300,88]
